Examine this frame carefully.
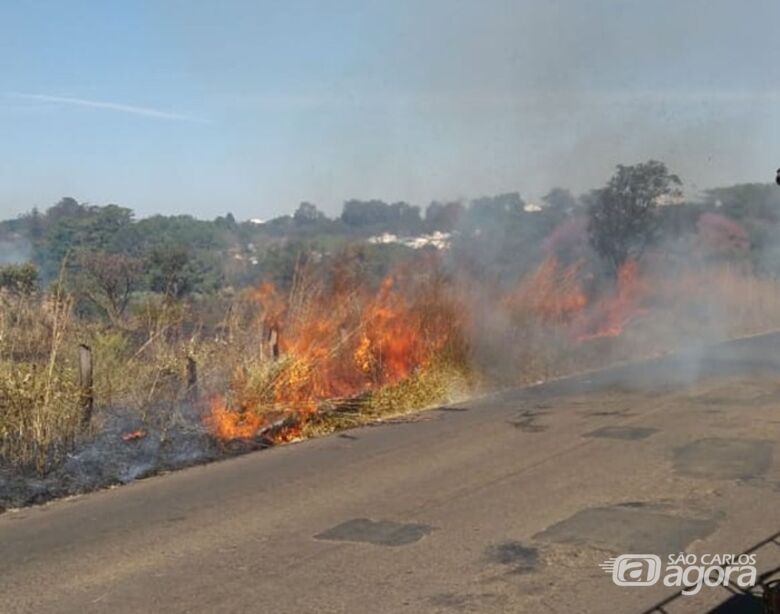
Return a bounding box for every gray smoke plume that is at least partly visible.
[0,237,31,264]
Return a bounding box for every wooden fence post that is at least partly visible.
[79,344,94,428]
[268,327,280,361]
[186,355,198,402]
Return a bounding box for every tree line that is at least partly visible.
[1,161,779,323]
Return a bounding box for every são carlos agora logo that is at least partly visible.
[600,553,757,595]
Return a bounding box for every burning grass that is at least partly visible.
[203,260,470,443]
[5,243,780,485]
[202,250,780,447]
[469,255,780,388]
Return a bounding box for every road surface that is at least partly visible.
[3,335,780,613]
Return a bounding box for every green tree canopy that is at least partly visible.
[587,160,682,275]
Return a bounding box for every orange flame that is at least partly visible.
[506,256,648,341]
[576,259,646,340]
[506,256,588,323]
[204,399,266,440]
[205,265,459,442]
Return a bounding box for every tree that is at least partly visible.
[340,200,422,234]
[341,200,390,228]
[215,212,238,229]
[542,188,579,213]
[146,245,221,299]
[33,200,136,279]
[587,160,682,275]
[27,207,44,240]
[703,183,780,221]
[147,245,193,299]
[74,251,142,323]
[46,197,86,223]
[469,193,525,220]
[425,201,465,231]
[293,202,325,224]
[389,202,423,234]
[0,262,38,295]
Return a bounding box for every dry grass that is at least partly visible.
[0,286,221,471]
[0,361,81,472]
[301,357,473,437]
[0,288,82,471]
[5,256,780,473]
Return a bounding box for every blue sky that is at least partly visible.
[2,0,780,220]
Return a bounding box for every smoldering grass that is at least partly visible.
[301,357,474,437]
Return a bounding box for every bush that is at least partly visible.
[0,262,38,295]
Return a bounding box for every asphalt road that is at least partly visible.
[4,334,780,613]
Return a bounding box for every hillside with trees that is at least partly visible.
[3,165,779,304]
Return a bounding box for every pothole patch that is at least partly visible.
[509,409,548,433]
[673,438,773,480]
[584,426,658,440]
[485,541,539,574]
[315,518,433,546]
[534,505,717,554]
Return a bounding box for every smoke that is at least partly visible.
[0,237,32,265]
[435,166,780,391]
[134,0,780,219]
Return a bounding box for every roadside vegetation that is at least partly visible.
[3,161,780,498]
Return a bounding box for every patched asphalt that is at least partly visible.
[2,333,780,612]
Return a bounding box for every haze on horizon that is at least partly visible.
[2,0,779,221]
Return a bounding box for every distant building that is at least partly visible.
[367,231,452,250]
